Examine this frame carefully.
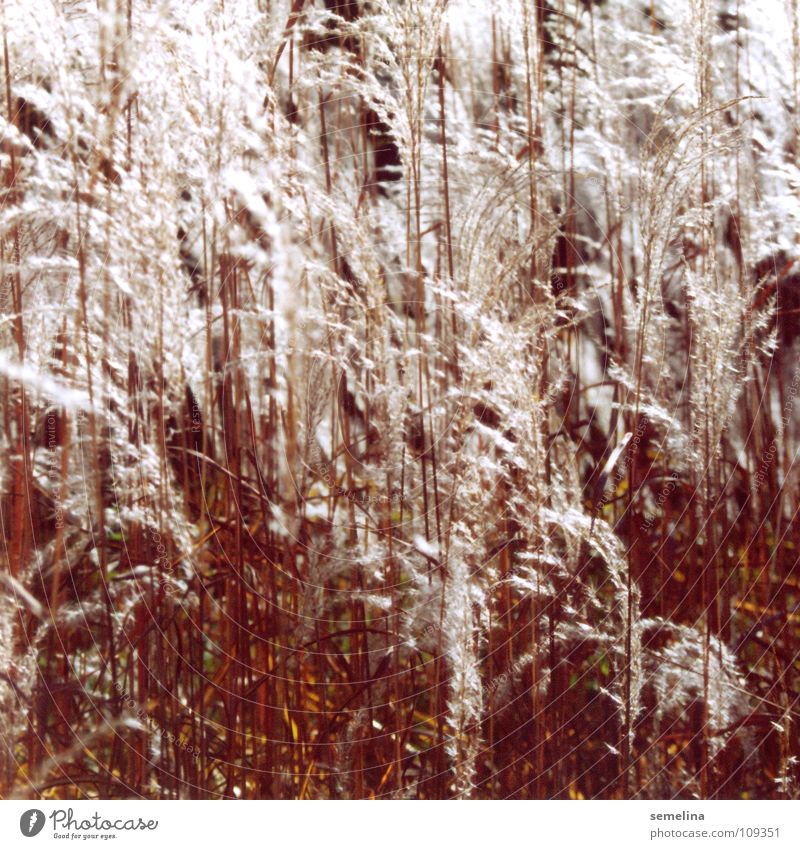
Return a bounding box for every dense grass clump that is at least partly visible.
[0,0,798,799]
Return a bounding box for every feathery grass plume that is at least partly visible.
[442,534,484,798]
[0,0,798,801]
[637,618,752,799]
[0,565,40,786]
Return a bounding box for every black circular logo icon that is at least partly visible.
[20,810,45,837]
